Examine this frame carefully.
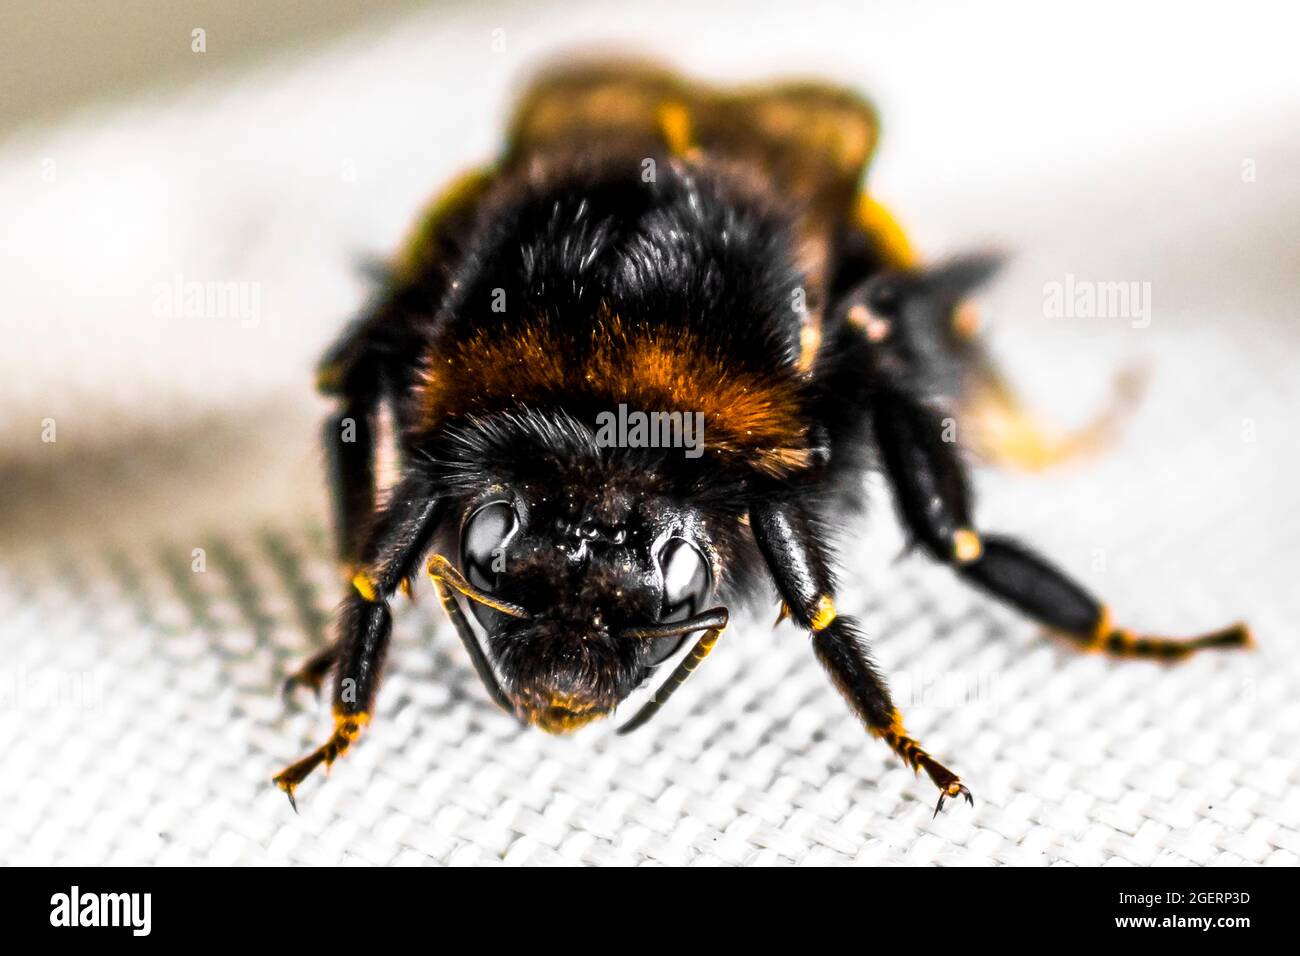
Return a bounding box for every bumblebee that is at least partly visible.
[274,64,1251,814]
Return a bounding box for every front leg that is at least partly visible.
[273,473,445,809]
[751,500,973,816]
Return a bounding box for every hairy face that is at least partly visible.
[421,405,759,732]
[453,469,717,732]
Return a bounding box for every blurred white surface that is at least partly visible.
[0,0,1296,864]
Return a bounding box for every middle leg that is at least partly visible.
[870,392,1251,659]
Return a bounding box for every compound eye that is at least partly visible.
[660,537,710,620]
[647,538,711,665]
[461,502,517,623]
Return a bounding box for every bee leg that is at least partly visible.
[316,310,388,567]
[295,312,412,701]
[872,393,1252,659]
[841,255,1140,471]
[282,642,340,698]
[273,475,445,809]
[960,353,1147,472]
[751,501,973,816]
[280,389,376,701]
[323,400,376,566]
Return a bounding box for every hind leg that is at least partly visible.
[959,352,1147,473]
[870,391,1251,658]
[836,234,1142,471]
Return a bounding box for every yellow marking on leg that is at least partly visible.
[952,528,983,564]
[1077,605,1114,652]
[1072,606,1253,660]
[871,709,908,740]
[351,571,377,602]
[1239,624,1257,650]
[872,711,929,774]
[330,707,371,741]
[810,595,837,632]
[869,708,972,813]
[272,709,371,809]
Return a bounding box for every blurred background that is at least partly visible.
[0,1,1295,865]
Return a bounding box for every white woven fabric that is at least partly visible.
[2,1,1297,865]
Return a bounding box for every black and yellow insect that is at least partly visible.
[274,63,1252,813]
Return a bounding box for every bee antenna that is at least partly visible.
[426,553,523,719]
[616,607,729,640]
[617,607,729,735]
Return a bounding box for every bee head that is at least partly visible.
[423,407,749,732]
[452,478,716,733]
